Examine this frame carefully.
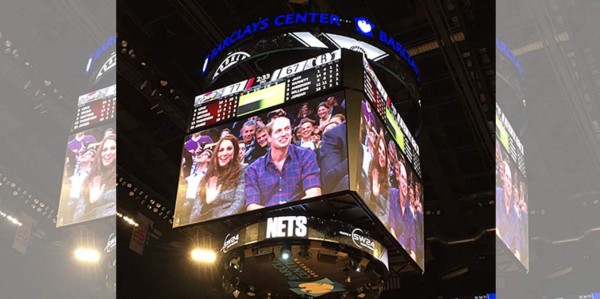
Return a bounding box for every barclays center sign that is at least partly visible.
[201,13,419,79]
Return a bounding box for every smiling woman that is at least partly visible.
[84,133,117,220]
[190,134,246,222]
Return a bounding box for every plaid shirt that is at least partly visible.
[245,144,321,208]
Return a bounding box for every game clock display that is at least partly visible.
[189,50,342,132]
[73,84,116,131]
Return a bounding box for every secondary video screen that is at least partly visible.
[356,100,424,270]
[57,124,116,227]
[496,137,529,269]
[173,91,347,227]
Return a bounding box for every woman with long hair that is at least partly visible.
[190,134,245,222]
[316,102,332,131]
[83,134,116,219]
[364,132,391,226]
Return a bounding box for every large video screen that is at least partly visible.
[356,100,424,270]
[496,111,529,270]
[57,123,116,227]
[173,91,348,227]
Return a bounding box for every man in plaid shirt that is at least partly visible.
[245,115,322,210]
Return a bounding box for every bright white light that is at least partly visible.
[202,57,209,74]
[191,248,217,263]
[74,248,101,263]
[85,57,92,74]
[7,216,22,226]
[289,32,328,48]
[122,216,139,227]
[357,20,372,34]
[281,250,290,260]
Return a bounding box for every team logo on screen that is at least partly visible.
[351,228,375,251]
[104,233,117,253]
[266,216,308,238]
[221,233,240,253]
[288,278,345,297]
[213,51,250,80]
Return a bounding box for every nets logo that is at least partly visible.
[351,228,374,251]
[213,51,250,80]
[266,216,307,238]
[221,233,240,253]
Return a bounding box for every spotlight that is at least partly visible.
[74,248,101,263]
[120,40,128,47]
[280,245,291,261]
[247,286,256,297]
[191,248,216,264]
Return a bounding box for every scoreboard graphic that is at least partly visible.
[190,50,342,131]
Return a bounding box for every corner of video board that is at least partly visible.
[56,84,117,228]
[359,55,424,271]
[495,102,529,271]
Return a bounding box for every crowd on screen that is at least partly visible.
[496,139,528,265]
[174,94,348,225]
[356,100,424,266]
[58,127,116,226]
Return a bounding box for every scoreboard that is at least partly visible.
[363,56,421,178]
[73,84,117,132]
[190,49,341,131]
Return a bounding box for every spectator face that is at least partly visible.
[238,142,246,162]
[301,104,309,115]
[217,140,235,167]
[269,117,292,150]
[256,130,269,147]
[221,129,231,138]
[197,150,211,163]
[81,150,95,163]
[317,105,329,119]
[377,138,387,169]
[503,162,512,206]
[242,125,255,143]
[400,163,408,199]
[300,122,314,139]
[367,131,376,152]
[519,183,526,209]
[101,139,116,167]
[326,96,337,106]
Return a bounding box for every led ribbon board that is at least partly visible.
[219,216,388,268]
[201,13,419,80]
